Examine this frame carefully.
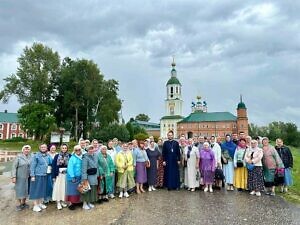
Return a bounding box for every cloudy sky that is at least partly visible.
[0,0,299,127]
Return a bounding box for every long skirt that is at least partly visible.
[52,170,67,202]
[117,171,135,190]
[147,165,158,186]
[15,177,30,199]
[29,175,47,200]
[284,168,293,186]
[223,161,234,184]
[66,177,81,203]
[136,162,147,184]
[81,185,97,203]
[234,167,248,189]
[201,170,214,185]
[45,174,53,201]
[247,166,264,191]
[156,158,164,187]
[264,168,275,187]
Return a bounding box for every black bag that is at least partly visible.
[214,168,225,180]
[87,168,97,175]
[183,160,187,168]
[237,161,244,167]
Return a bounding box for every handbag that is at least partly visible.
[236,149,247,168]
[87,168,97,175]
[46,165,52,174]
[77,180,91,194]
[246,163,255,171]
[183,160,187,168]
[214,168,225,180]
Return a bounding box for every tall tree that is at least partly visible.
[135,113,150,122]
[18,103,56,140]
[0,43,60,106]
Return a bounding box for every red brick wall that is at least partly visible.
[0,122,27,140]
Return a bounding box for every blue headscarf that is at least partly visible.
[221,135,237,159]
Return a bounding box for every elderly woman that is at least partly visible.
[262,137,284,196]
[233,138,248,191]
[11,145,31,211]
[221,134,236,191]
[98,145,115,202]
[44,144,56,204]
[199,142,215,192]
[52,144,71,210]
[30,144,51,212]
[134,141,150,194]
[184,139,199,192]
[275,138,294,193]
[210,136,222,189]
[156,138,164,188]
[245,140,264,196]
[146,141,161,191]
[66,145,82,210]
[81,145,98,210]
[116,143,135,198]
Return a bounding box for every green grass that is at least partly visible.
[0,140,43,152]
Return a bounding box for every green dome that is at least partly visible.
[237,102,246,109]
[166,76,181,86]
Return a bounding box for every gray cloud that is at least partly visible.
[0,0,299,128]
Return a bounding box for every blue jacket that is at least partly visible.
[30,152,51,177]
[67,154,82,181]
[52,153,71,179]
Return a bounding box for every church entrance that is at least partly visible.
[187,131,193,139]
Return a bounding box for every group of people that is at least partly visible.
[11,130,294,212]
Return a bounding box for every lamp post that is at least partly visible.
[59,127,65,145]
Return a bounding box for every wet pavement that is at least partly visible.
[0,172,299,225]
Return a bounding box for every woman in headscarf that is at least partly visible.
[52,144,71,210]
[44,144,57,204]
[245,140,264,196]
[184,138,199,192]
[156,138,164,188]
[66,145,83,210]
[233,138,248,191]
[262,137,284,196]
[146,141,161,191]
[199,142,215,192]
[29,144,51,212]
[98,145,115,202]
[116,143,135,198]
[11,145,31,211]
[221,134,236,191]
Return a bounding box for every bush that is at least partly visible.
[4,137,27,142]
[134,133,149,141]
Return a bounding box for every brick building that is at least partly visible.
[0,111,27,140]
[177,96,249,139]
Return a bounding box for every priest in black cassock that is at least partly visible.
[162,130,181,190]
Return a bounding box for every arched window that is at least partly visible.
[170,87,174,98]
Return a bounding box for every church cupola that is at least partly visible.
[166,57,182,100]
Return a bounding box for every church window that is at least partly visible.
[241,124,244,128]
[176,86,178,94]
[233,124,236,128]
[170,87,174,98]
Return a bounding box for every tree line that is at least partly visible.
[249,121,300,147]
[0,43,124,141]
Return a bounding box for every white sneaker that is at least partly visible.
[152,186,156,191]
[204,187,208,192]
[61,202,68,208]
[250,191,256,195]
[82,203,90,210]
[109,194,115,199]
[119,192,123,198]
[209,188,213,193]
[39,204,47,210]
[148,187,152,192]
[57,202,62,210]
[124,192,129,198]
[88,203,94,208]
[255,192,261,196]
[33,205,42,212]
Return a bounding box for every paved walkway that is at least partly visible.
[1,173,299,225]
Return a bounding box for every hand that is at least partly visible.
[110,173,114,177]
[217,162,222,168]
[196,165,199,169]
[163,161,166,166]
[12,178,16,183]
[71,178,76,183]
[52,178,56,182]
[177,161,181,165]
[31,177,35,182]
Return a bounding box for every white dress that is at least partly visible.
[184,145,200,188]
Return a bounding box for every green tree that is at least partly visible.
[18,103,57,141]
[134,132,149,141]
[91,124,130,142]
[0,43,60,106]
[126,121,148,140]
[135,113,150,122]
[56,58,121,140]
